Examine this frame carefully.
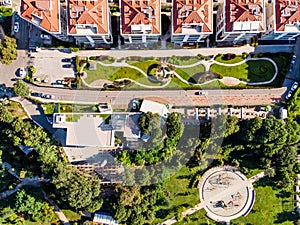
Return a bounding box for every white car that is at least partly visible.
[291,81,298,92]
[14,22,19,32]
[285,90,293,100]
[40,34,51,40]
[19,67,26,77]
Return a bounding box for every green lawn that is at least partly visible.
[153,166,200,224]
[6,101,29,119]
[167,56,201,66]
[84,63,159,86]
[214,54,245,64]
[42,103,55,115]
[210,60,276,82]
[127,60,160,74]
[175,64,206,83]
[61,209,81,222]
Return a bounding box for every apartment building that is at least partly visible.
[67,0,112,46]
[262,0,300,40]
[216,0,265,43]
[120,0,161,43]
[20,0,61,34]
[171,0,213,44]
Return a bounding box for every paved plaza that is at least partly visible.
[199,166,255,223]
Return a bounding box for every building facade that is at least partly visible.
[120,0,161,43]
[67,0,112,46]
[216,0,265,43]
[262,0,300,40]
[171,0,213,44]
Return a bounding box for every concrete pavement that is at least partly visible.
[33,44,293,59]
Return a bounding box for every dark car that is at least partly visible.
[62,64,72,68]
[195,91,207,95]
[62,58,72,63]
[31,92,43,97]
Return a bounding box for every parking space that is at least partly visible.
[13,15,30,49]
[31,55,75,84]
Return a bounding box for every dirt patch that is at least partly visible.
[89,79,112,88]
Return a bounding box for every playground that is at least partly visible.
[199,166,255,222]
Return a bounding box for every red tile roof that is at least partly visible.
[225,0,265,32]
[67,0,109,35]
[173,0,212,34]
[275,0,300,31]
[20,0,60,33]
[120,0,160,35]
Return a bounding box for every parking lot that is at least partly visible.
[31,54,75,84]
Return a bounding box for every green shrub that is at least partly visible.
[69,47,79,52]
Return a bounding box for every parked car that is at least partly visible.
[285,90,293,100]
[291,81,298,92]
[40,34,51,40]
[42,94,54,99]
[195,91,207,95]
[62,58,72,63]
[291,55,297,64]
[31,92,43,97]
[289,65,294,72]
[14,22,19,32]
[62,64,72,68]
[18,67,26,77]
[14,13,19,20]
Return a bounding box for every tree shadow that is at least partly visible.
[274,211,299,224]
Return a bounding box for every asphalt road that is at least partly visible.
[283,37,300,88]
[27,85,286,107]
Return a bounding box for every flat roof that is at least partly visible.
[139,100,169,117]
[53,114,114,147]
[120,0,161,35]
[172,0,213,35]
[124,114,141,138]
[20,0,60,33]
[67,0,110,35]
[225,0,265,32]
[275,0,300,32]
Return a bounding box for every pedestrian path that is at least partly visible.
[0,162,70,225]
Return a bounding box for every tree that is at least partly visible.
[138,112,161,135]
[239,117,263,143]
[0,107,13,123]
[0,36,17,64]
[13,80,30,97]
[258,116,288,145]
[275,146,297,170]
[225,115,239,137]
[166,112,184,140]
[15,189,44,221]
[53,163,103,212]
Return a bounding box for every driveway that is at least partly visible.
[0,50,29,87]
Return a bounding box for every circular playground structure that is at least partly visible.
[198,166,255,223]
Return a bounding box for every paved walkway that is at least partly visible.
[158,170,267,225]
